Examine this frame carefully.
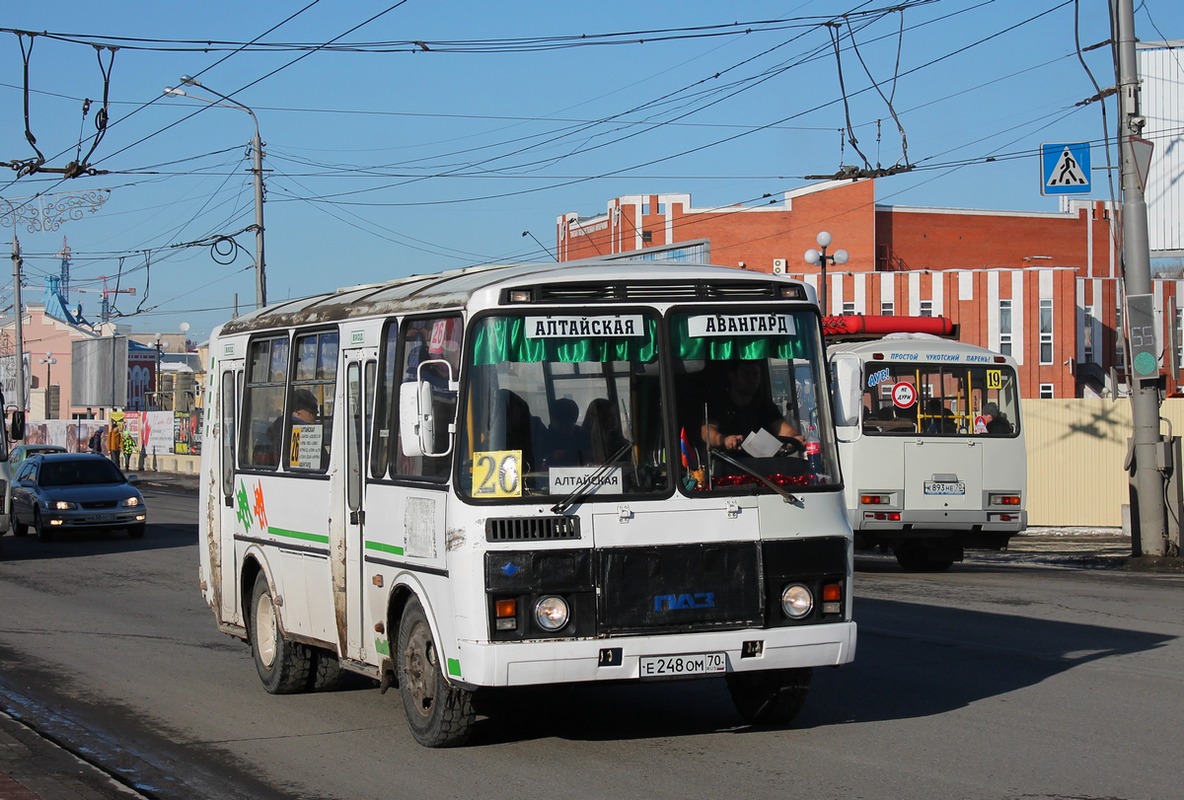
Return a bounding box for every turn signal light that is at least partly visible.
[495,598,518,631]
[821,582,842,614]
[860,494,890,505]
[989,494,1021,506]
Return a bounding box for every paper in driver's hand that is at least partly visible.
[741,428,782,457]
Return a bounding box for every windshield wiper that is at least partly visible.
[550,441,633,515]
[707,449,802,506]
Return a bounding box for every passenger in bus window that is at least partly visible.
[701,361,800,451]
[582,399,629,462]
[981,402,1012,435]
[543,397,587,467]
[923,399,955,434]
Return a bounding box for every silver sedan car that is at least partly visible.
[1,444,68,534]
[9,453,147,541]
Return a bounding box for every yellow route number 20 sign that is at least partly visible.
[472,450,523,498]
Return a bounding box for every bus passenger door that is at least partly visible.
[216,366,244,623]
[343,355,375,660]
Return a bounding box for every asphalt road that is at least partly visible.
[2,485,1182,800]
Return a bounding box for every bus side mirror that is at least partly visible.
[830,355,862,443]
[398,359,458,458]
[398,381,430,458]
[10,410,25,442]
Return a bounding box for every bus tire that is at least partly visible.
[726,667,812,725]
[396,597,475,747]
[250,572,312,694]
[310,648,348,691]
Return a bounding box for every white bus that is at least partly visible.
[827,318,1025,571]
[198,261,856,746]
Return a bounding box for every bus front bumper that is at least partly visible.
[451,621,857,689]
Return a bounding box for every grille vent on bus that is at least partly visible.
[528,280,783,303]
[486,516,581,542]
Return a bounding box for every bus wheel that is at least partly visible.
[894,544,954,572]
[250,572,312,694]
[310,648,348,691]
[726,667,812,725]
[396,598,475,747]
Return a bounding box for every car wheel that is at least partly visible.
[250,572,312,694]
[12,514,29,537]
[34,509,54,542]
[726,667,812,725]
[397,597,475,747]
[127,523,146,539]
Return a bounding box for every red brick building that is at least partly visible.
[555,179,1173,399]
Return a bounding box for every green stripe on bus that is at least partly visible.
[365,540,405,556]
[267,527,330,544]
[447,658,461,677]
[375,638,390,656]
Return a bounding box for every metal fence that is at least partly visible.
[1022,397,1184,527]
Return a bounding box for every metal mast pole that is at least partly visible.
[1114,0,1166,557]
[252,127,267,309]
[10,233,26,414]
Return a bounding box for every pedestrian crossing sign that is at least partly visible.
[1041,142,1091,195]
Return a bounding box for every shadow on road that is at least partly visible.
[464,596,1172,745]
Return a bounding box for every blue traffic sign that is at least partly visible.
[1041,142,1091,195]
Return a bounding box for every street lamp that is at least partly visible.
[803,231,849,314]
[153,334,170,411]
[164,77,267,309]
[38,351,57,419]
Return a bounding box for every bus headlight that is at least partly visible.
[780,584,814,619]
[533,595,570,631]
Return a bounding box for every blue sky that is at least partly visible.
[1,0,1180,342]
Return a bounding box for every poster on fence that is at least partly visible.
[174,409,202,455]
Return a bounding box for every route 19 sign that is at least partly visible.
[891,382,917,409]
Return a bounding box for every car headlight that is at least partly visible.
[53,500,78,510]
[780,583,814,619]
[533,595,570,632]
[121,496,141,508]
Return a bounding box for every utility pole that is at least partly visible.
[1114,0,1167,557]
[10,232,26,414]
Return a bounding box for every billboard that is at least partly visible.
[71,336,129,408]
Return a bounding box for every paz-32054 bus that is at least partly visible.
[827,317,1025,571]
[198,261,856,746]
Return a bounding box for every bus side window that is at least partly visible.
[395,315,461,480]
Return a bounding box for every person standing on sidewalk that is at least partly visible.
[107,421,123,465]
[121,425,137,471]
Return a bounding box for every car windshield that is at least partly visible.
[39,460,125,487]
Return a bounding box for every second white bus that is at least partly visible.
[828,324,1025,571]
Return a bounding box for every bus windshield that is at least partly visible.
[458,312,666,500]
[670,309,837,492]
